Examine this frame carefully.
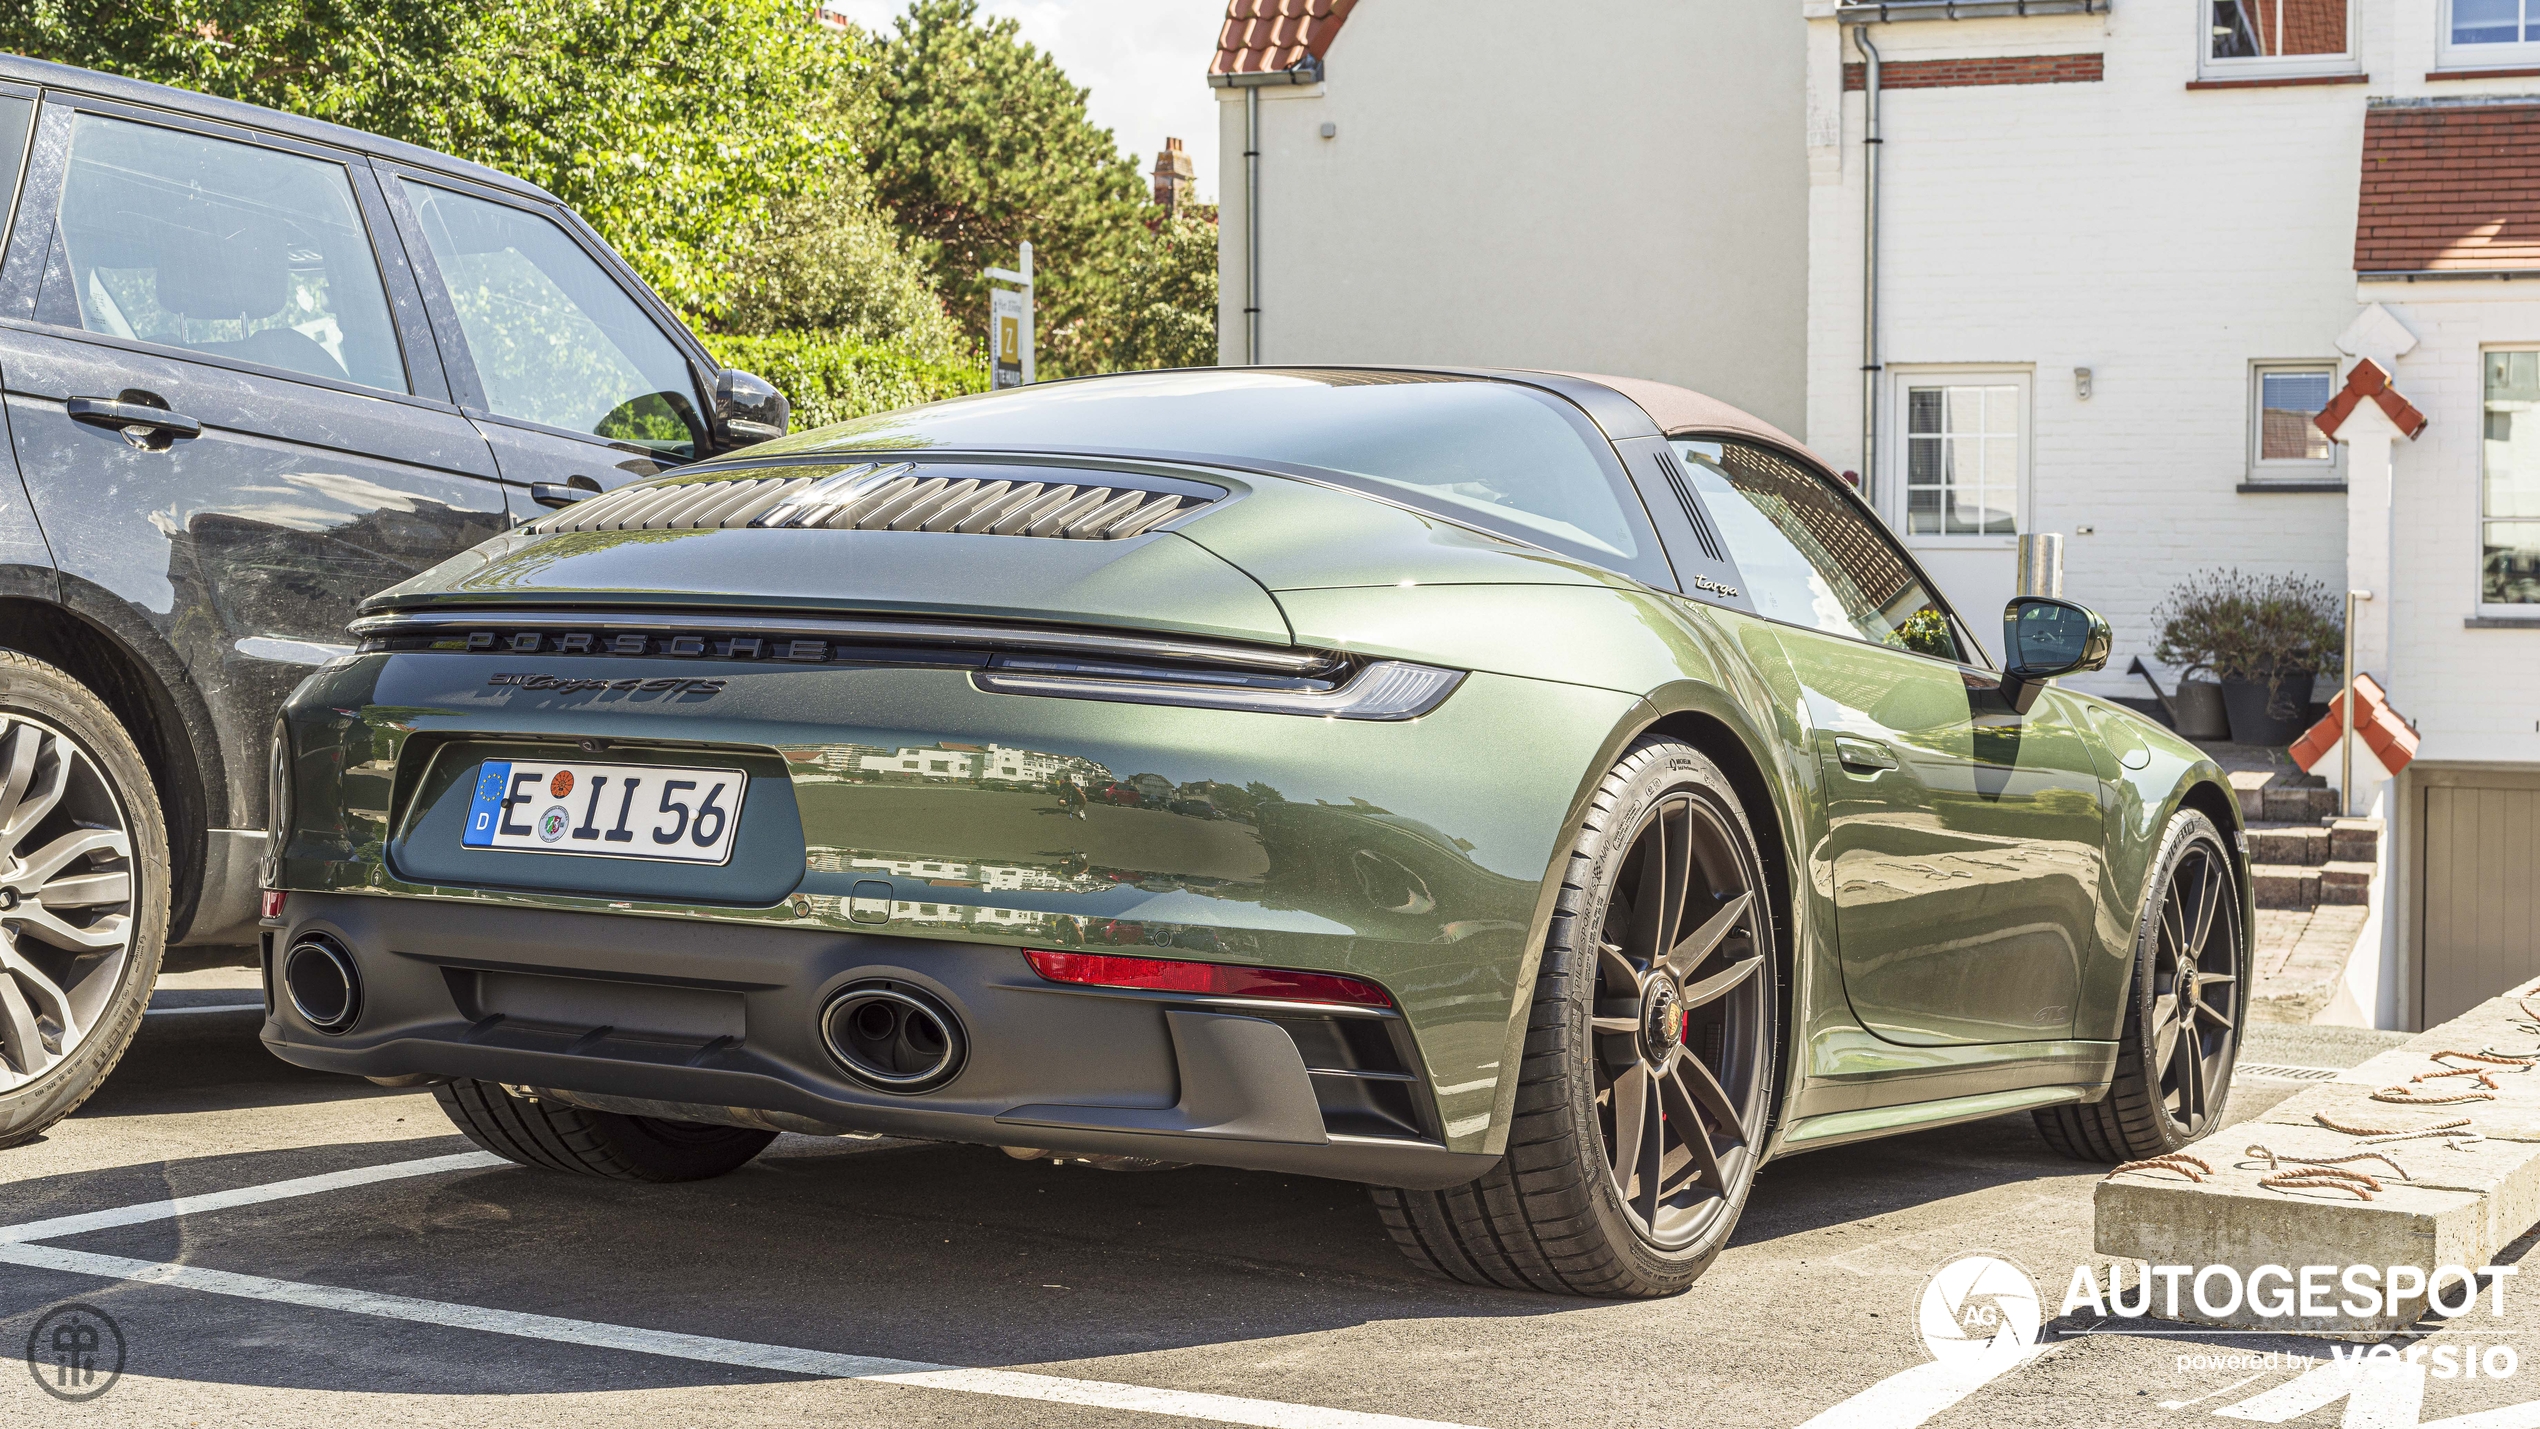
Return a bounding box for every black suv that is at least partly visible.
[0,56,788,1143]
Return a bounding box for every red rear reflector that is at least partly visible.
[259,890,286,920]
[1023,950,1393,1008]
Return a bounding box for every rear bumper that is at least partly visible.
[261,891,1496,1189]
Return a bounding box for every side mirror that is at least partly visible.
[713,368,790,447]
[1999,596,2111,715]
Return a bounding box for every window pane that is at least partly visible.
[2455,0,2522,44]
[1676,440,1961,661]
[2215,0,2349,56]
[2486,522,2540,604]
[2259,369,2335,462]
[1901,384,2019,540]
[809,370,1648,565]
[402,181,698,458]
[2488,352,2540,526]
[45,115,404,391]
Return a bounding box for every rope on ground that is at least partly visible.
[2429,1049,2536,1071]
[2258,1166,2381,1200]
[2105,1153,2214,1183]
[2314,1111,2483,1150]
[2244,1144,2412,1180]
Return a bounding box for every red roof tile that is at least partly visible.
[2290,674,2420,777]
[2357,100,2540,272]
[1212,0,1357,79]
[2313,358,2429,440]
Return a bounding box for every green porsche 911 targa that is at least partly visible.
[262,367,2247,1298]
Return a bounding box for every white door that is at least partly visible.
[1887,372,2029,663]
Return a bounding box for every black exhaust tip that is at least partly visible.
[821,982,965,1093]
[284,933,362,1033]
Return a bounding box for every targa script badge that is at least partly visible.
[488,674,726,695]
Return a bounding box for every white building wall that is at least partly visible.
[1215,0,1811,435]
[1805,3,2387,690]
[2374,285,2540,767]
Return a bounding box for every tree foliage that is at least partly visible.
[1104,208,1220,372]
[862,0,1149,376]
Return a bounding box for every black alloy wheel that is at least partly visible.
[1371,737,1776,1297]
[1589,789,1771,1250]
[2035,808,2245,1161]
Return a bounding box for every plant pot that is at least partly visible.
[2219,674,2314,747]
[2173,676,2231,741]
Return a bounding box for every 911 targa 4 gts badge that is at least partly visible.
[487,674,727,695]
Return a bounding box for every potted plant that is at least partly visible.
[2153,570,2343,746]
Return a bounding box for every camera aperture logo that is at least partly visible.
[25,1302,124,1402]
[1921,1256,2042,1364]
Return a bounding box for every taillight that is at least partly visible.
[1023,950,1393,1008]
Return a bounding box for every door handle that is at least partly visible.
[1835,736,1899,773]
[530,475,603,510]
[67,396,203,440]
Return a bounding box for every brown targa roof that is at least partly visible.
[2357,99,2540,273]
[1212,0,1359,79]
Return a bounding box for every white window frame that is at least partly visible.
[2247,360,2346,484]
[1884,367,2032,553]
[2198,0,2360,80]
[2480,344,2540,617]
[2440,0,2540,70]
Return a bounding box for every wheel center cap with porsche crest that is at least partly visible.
[1642,982,1685,1062]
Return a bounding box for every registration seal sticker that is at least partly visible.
[538,806,570,842]
[550,770,575,799]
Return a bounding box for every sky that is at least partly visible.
[827,0,1228,203]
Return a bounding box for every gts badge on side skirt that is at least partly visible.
[489,674,727,695]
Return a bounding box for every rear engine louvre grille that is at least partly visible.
[528,462,1210,541]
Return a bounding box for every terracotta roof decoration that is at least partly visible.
[2290,674,2419,779]
[2313,358,2429,441]
[2357,99,2540,273]
[1212,0,1357,80]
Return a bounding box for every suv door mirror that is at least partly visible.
[1999,596,2111,714]
[713,368,790,447]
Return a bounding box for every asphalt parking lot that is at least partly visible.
[8,981,2539,1428]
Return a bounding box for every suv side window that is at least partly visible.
[1671,438,1964,662]
[41,114,407,392]
[399,179,700,459]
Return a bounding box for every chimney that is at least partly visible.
[1151,136,1196,216]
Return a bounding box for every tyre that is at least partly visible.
[2034,807,2245,1162]
[1371,736,1777,1297]
[0,650,170,1148]
[433,1078,776,1182]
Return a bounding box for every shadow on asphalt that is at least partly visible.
[0,1017,2282,1399]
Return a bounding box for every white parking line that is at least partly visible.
[1793,1345,2059,1429]
[0,1153,1481,1429]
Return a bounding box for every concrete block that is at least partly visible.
[2329,817,2383,864]
[2319,862,2375,905]
[2253,864,2321,909]
[2264,787,2340,822]
[2230,770,2270,823]
[2094,976,2540,1331]
[2248,826,2329,866]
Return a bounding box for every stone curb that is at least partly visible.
[2093,976,2540,1332]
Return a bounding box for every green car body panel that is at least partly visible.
[263,368,2246,1182]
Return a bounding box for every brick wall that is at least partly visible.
[1841,53,2103,92]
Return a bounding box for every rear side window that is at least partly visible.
[1672,439,1963,662]
[43,114,406,392]
[401,180,699,459]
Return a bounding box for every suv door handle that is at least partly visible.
[530,475,603,510]
[1835,736,1899,773]
[67,397,203,440]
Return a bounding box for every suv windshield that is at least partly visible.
[773,369,1654,571]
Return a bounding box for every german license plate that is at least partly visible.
[463,759,747,866]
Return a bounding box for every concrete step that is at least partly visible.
[2246,825,2329,866]
[2329,816,2383,864]
[2228,770,2271,823]
[2253,864,2321,909]
[2319,861,2376,905]
[2262,785,2341,822]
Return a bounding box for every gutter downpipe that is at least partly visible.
[1855,24,1883,502]
[1246,85,1261,364]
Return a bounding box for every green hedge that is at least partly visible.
[707,331,987,433]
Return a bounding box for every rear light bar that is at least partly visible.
[1023,950,1394,1008]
